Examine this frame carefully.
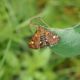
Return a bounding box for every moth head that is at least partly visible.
[29,37,41,49]
[29,40,36,49]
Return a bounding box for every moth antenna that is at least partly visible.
[36,17,50,28]
[29,21,38,28]
[29,20,41,34]
[30,17,50,29]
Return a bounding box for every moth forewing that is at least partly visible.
[29,26,60,49]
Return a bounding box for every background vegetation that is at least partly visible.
[0,0,80,80]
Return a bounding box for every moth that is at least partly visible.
[29,26,59,49]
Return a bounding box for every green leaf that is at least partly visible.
[51,24,80,57]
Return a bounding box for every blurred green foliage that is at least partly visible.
[0,0,80,80]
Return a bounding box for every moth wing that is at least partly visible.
[45,30,59,45]
[29,31,41,49]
